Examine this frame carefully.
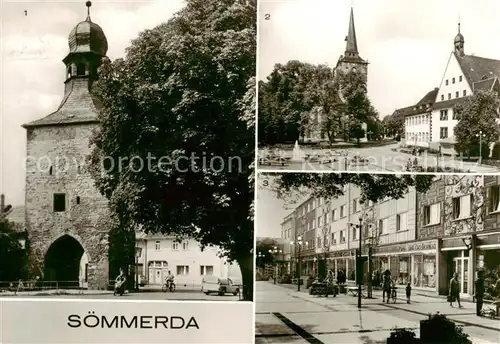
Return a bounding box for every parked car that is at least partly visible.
[138,275,148,287]
[201,276,241,296]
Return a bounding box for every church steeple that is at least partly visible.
[454,20,465,57]
[345,7,359,58]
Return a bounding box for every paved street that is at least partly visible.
[255,281,500,344]
[0,289,241,301]
[258,144,500,173]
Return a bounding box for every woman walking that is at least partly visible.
[382,270,392,303]
[449,272,462,308]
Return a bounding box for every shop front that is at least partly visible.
[327,249,357,282]
[476,232,500,300]
[438,237,473,297]
[373,240,437,291]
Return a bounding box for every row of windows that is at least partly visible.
[445,75,463,86]
[406,132,430,142]
[48,165,84,175]
[439,109,458,121]
[147,263,214,276]
[420,186,500,226]
[154,240,189,251]
[311,212,409,249]
[440,89,466,101]
[406,115,429,126]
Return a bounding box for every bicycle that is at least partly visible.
[162,280,176,292]
[391,287,397,303]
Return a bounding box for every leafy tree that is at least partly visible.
[0,218,27,282]
[348,121,366,145]
[255,238,277,268]
[89,0,256,300]
[454,90,500,159]
[266,173,435,205]
[258,61,316,145]
[382,112,405,140]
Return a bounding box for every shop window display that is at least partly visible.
[412,254,436,288]
[477,250,500,300]
[397,256,411,285]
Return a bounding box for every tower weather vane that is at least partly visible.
[86,1,92,20]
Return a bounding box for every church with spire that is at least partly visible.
[303,7,369,142]
[401,21,500,155]
[22,1,111,289]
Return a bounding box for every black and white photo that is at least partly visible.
[0,0,255,308]
[258,0,500,173]
[255,172,500,343]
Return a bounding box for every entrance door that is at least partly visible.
[453,257,469,295]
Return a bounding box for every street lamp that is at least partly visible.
[313,256,317,278]
[350,216,373,308]
[291,236,307,291]
[135,246,142,291]
[476,130,486,165]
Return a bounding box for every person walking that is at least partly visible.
[406,282,412,304]
[449,272,462,308]
[324,269,335,297]
[382,270,392,303]
[475,270,485,316]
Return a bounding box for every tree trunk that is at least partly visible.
[236,253,254,301]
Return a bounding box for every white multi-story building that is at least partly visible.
[401,23,500,154]
[136,233,241,287]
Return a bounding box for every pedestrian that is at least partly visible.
[382,270,391,303]
[406,282,411,304]
[475,270,485,316]
[449,272,462,308]
[324,269,334,297]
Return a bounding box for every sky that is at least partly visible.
[256,175,293,238]
[0,0,186,206]
[258,0,500,118]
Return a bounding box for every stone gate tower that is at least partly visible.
[22,1,110,289]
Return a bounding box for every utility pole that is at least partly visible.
[0,194,13,219]
[357,217,362,309]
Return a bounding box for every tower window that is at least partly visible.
[49,166,53,175]
[459,76,463,82]
[53,193,66,212]
[452,77,455,84]
[76,196,81,205]
[76,63,86,76]
[445,80,448,86]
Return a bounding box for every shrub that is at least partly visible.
[420,312,471,344]
[387,327,419,344]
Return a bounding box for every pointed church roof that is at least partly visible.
[345,8,358,55]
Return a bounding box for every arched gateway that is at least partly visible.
[22,2,111,290]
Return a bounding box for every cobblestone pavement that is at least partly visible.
[258,144,499,173]
[255,282,500,344]
[0,289,241,301]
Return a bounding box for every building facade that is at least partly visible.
[22,4,110,289]
[284,175,500,298]
[401,23,500,154]
[136,234,241,287]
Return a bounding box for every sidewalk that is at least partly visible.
[0,289,113,297]
[256,282,499,344]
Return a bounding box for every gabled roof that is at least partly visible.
[393,88,438,117]
[455,52,500,87]
[417,88,439,105]
[431,97,468,111]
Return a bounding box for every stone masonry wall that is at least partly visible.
[25,123,110,289]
